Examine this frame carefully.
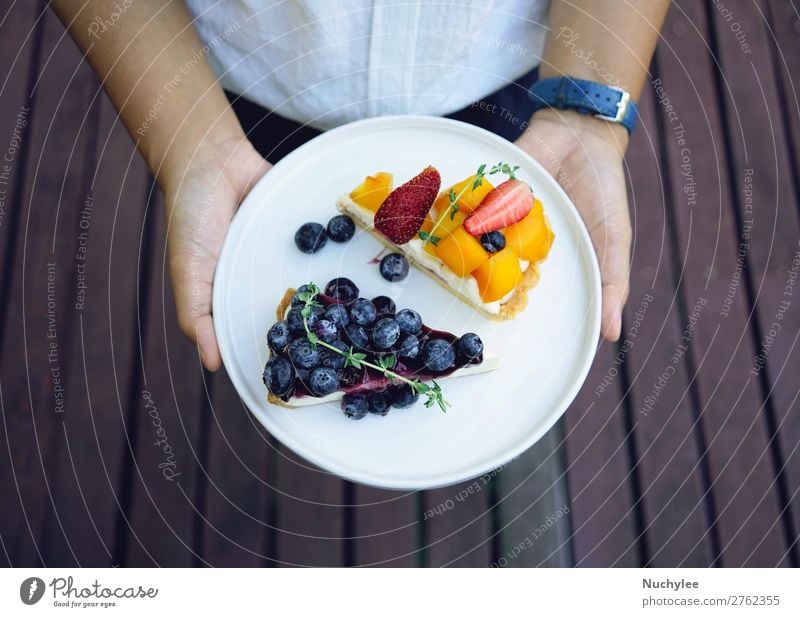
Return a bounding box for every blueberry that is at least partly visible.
[387,385,419,409]
[379,252,410,282]
[286,305,322,335]
[288,338,320,369]
[372,295,396,317]
[295,222,327,254]
[397,334,420,359]
[324,277,359,303]
[308,367,340,397]
[327,214,355,243]
[342,393,369,419]
[324,303,350,328]
[480,231,506,254]
[422,339,455,372]
[313,319,338,342]
[371,317,400,349]
[321,340,348,369]
[290,284,315,307]
[395,308,422,334]
[368,391,390,415]
[344,323,369,350]
[267,320,291,352]
[262,356,294,397]
[349,298,377,326]
[457,332,484,361]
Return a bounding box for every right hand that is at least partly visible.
[164,138,271,371]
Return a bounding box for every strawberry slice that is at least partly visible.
[374,166,440,244]
[463,179,533,235]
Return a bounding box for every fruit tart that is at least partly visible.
[337,164,554,319]
[262,278,498,419]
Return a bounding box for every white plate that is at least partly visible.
[213,115,600,491]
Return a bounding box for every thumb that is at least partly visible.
[589,207,631,342]
[172,263,222,371]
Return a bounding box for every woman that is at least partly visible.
[53,0,669,371]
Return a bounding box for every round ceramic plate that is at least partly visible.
[213,115,600,491]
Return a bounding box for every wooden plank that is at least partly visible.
[353,485,418,567]
[0,0,42,155]
[618,86,717,566]
[725,0,800,566]
[0,10,97,566]
[495,422,573,567]
[423,480,491,567]
[273,448,346,566]
[41,96,151,566]
[0,0,46,570]
[763,0,800,561]
[764,1,800,175]
[200,368,274,566]
[563,346,640,566]
[653,0,787,566]
[121,190,208,566]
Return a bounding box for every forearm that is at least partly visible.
[541,0,670,100]
[50,0,243,190]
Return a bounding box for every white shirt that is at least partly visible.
[185,0,550,130]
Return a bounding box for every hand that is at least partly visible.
[164,138,271,370]
[515,108,631,341]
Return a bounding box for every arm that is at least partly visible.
[516,0,670,340]
[51,0,269,370]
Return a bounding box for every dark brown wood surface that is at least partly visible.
[0,0,798,567]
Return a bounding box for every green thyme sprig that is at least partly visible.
[419,161,521,247]
[298,283,448,412]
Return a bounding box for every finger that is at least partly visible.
[173,273,222,372]
[590,216,631,342]
[195,314,222,371]
[176,307,222,372]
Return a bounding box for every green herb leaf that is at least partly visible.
[414,381,431,394]
[418,231,441,246]
[376,355,397,370]
[344,347,366,369]
[449,203,460,220]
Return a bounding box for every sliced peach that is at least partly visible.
[423,209,466,255]
[349,172,393,212]
[420,213,435,234]
[434,226,489,277]
[453,174,495,214]
[472,248,523,302]
[524,226,555,263]
[431,174,495,219]
[503,199,553,262]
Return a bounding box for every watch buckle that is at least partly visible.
[595,87,630,123]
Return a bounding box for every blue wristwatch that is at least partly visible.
[527,77,639,134]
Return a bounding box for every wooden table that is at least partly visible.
[0,0,798,567]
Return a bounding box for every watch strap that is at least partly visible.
[527,77,639,133]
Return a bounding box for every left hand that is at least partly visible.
[515,108,632,341]
[165,137,271,371]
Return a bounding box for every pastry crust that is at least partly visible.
[337,198,546,320]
